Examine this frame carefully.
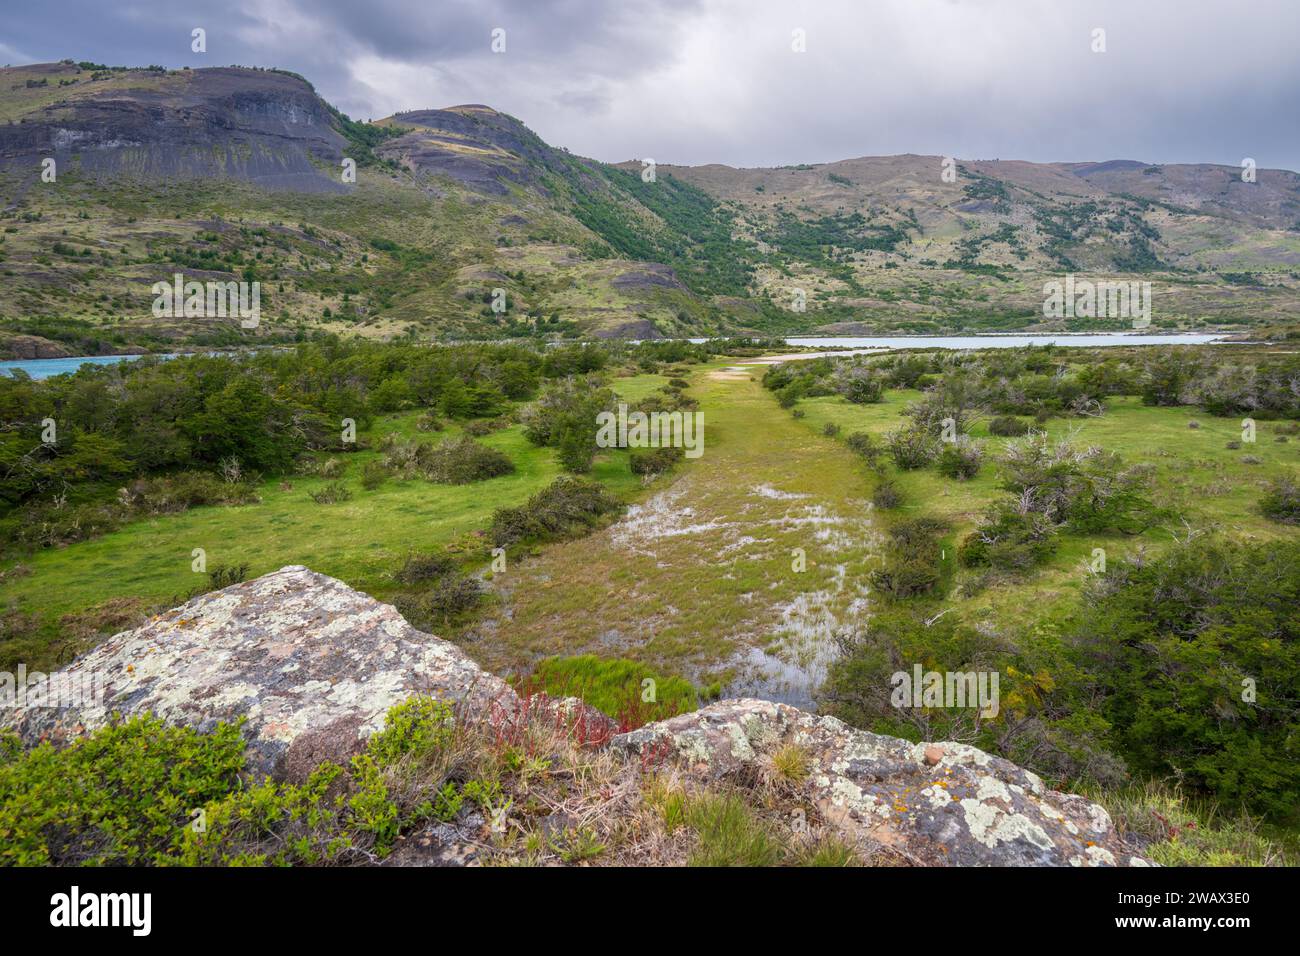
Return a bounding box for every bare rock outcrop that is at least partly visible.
[3,567,1147,866]
[0,66,349,193]
[0,334,76,360]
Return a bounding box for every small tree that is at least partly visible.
[937,438,984,480]
[1260,474,1300,525]
[886,427,938,470]
[557,425,594,474]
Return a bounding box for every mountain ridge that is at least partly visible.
[2,60,1298,353]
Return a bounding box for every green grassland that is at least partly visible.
[456,358,885,701]
[2,347,1296,863]
[785,376,1299,628]
[0,373,669,670]
[9,352,1294,687]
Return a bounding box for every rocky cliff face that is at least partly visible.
[0,65,348,192]
[2,566,1148,867]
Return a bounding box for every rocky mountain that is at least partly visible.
[1,60,1298,353]
[2,565,1149,867]
[0,62,348,191]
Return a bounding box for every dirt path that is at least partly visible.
[461,365,882,709]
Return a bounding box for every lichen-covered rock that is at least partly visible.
[612,698,1149,867]
[2,566,515,778]
[3,567,1148,866]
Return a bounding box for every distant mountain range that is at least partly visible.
[2,60,1298,355]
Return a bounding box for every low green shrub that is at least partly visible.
[988,415,1031,437]
[120,471,258,514]
[868,517,948,598]
[835,366,885,405]
[0,695,498,867]
[0,717,248,865]
[415,412,444,432]
[871,477,903,509]
[1259,474,1300,525]
[392,552,482,628]
[378,435,513,483]
[463,418,509,437]
[844,431,881,468]
[422,436,514,484]
[489,477,624,548]
[309,481,352,504]
[629,445,684,476]
[317,457,346,479]
[188,563,249,598]
[394,573,483,629]
[1080,538,1300,818]
[360,459,387,490]
[395,552,456,585]
[937,438,984,480]
[958,505,1057,571]
[556,425,595,474]
[869,558,941,599]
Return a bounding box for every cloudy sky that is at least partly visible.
[4,0,1298,171]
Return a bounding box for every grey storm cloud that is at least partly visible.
[3,0,1298,171]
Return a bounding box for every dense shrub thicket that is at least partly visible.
[958,433,1160,573]
[376,435,514,485]
[0,338,750,553]
[826,537,1300,819]
[520,375,618,474]
[936,437,984,480]
[988,415,1032,437]
[868,517,948,599]
[765,345,1300,422]
[0,341,539,550]
[521,371,696,475]
[629,445,684,476]
[1078,539,1300,818]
